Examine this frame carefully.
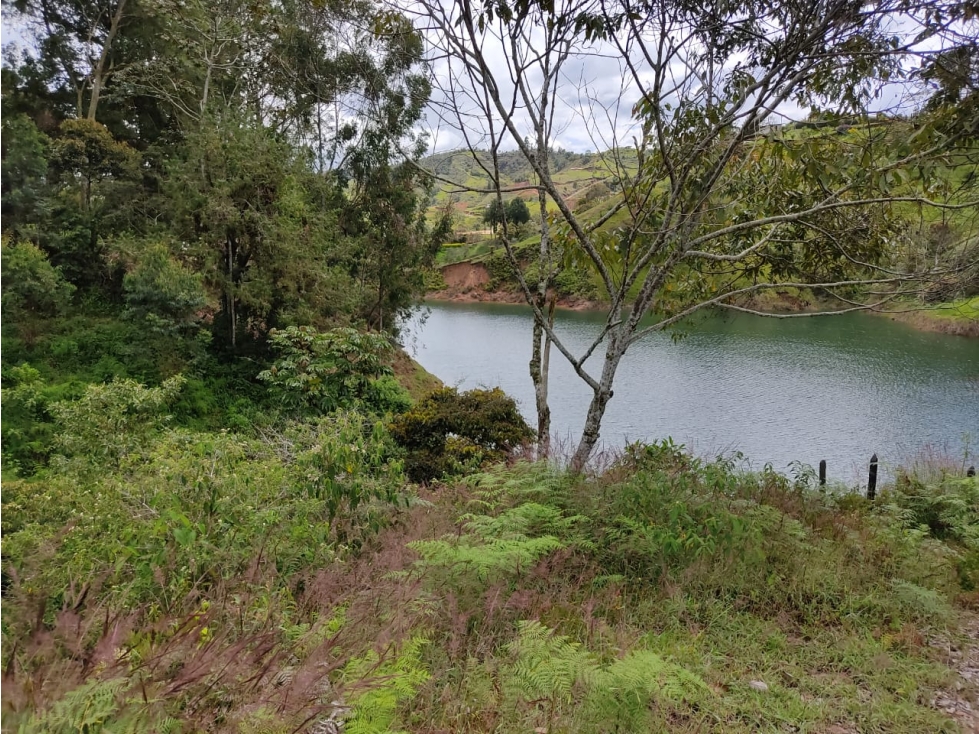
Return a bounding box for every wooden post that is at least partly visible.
[968,466,976,478]
[867,453,878,500]
[819,460,826,487]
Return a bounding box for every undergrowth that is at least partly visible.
[3,438,977,732]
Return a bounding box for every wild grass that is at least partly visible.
[4,433,976,732]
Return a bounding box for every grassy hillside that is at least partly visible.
[422,128,979,317]
[3,430,978,732]
[422,148,630,232]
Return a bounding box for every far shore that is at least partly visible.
[425,286,979,337]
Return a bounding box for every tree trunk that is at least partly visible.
[530,291,551,455]
[529,136,554,455]
[87,0,128,121]
[227,236,237,348]
[537,296,555,455]
[570,331,626,471]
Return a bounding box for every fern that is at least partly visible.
[408,535,565,586]
[599,650,710,703]
[13,678,168,734]
[503,620,594,704]
[500,621,711,731]
[463,463,571,511]
[462,502,588,542]
[409,499,582,592]
[342,635,430,734]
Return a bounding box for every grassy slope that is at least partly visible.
[878,296,979,337]
[391,346,444,400]
[3,432,978,732]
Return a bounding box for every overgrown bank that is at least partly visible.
[4,395,979,732]
[874,297,979,338]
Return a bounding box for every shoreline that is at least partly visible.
[870,306,979,338]
[425,287,603,312]
[427,275,978,338]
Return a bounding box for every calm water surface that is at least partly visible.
[406,302,978,481]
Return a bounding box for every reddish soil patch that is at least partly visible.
[430,261,601,311]
[441,261,491,291]
[427,286,601,311]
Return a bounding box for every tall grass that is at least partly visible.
[3,437,976,732]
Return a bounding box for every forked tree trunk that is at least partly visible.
[570,329,626,472]
[87,0,128,121]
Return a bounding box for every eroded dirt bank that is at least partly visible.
[429,262,979,335]
[429,261,601,311]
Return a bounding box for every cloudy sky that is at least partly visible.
[412,2,951,155]
[2,2,957,156]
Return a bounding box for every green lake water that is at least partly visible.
[406,301,979,482]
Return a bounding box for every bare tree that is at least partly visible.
[414,0,979,470]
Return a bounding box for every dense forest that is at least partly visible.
[2,0,979,731]
[2,0,449,343]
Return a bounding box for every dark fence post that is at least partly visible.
[867,453,878,500]
[968,466,976,478]
[819,460,826,487]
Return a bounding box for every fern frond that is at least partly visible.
[502,621,594,703]
[464,502,587,541]
[598,650,710,704]
[342,634,430,734]
[409,535,564,584]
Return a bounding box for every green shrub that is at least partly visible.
[554,266,598,299]
[50,375,186,469]
[389,387,533,482]
[258,326,404,415]
[363,374,413,414]
[0,364,64,474]
[122,241,208,334]
[1,239,75,320]
[2,413,406,614]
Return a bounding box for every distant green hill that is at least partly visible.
[422,128,978,312]
[421,148,626,231]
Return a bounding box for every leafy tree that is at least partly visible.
[421,0,979,469]
[166,117,352,347]
[122,240,208,334]
[482,197,530,231]
[0,114,49,238]
[5,0,163,126]
[2,0,441,348]
[48,118,139,211]
[506,196,531,226]
[483,198,506,230]
[41,118,143,289]
[344,162,451,331]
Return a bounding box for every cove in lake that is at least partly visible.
[406,301,979,482]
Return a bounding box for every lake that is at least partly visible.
[405,301,979,482]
